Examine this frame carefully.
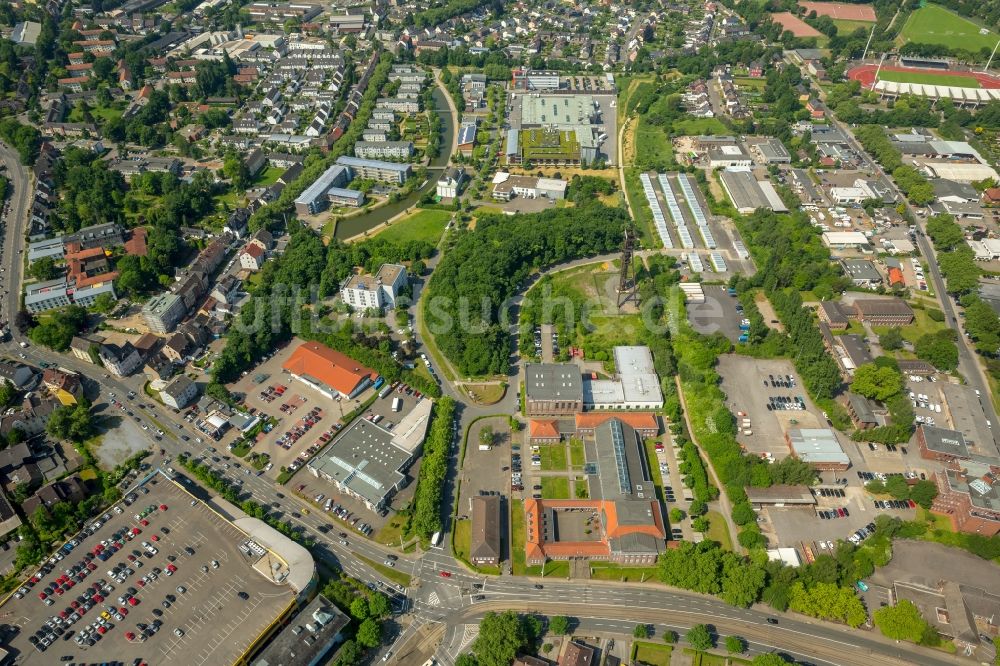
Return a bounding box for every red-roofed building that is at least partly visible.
[887,266,904,287]
[283,341,376,400]
[983,188,1000,206]
[528,419,560,444]
[124,227,148,256]
[574,412,659,438]
[239,242,266,271]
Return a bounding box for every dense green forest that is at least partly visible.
[424,204,627,376]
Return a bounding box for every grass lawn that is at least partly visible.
[254,166,284,187]
[623,167,660,249]
[511,499,528,575]
[705,510,733,551]
[574,477,589,499]
[540,444,568,471]
[686,650,751,666]
[377,209,451,245]
[464,383,506,405]
[374,513,407,548]
[833,18,874,35]
[877,70,982,88]
[733,77,766,91]
[632,642,673,666]
[873,308,946,345]
[569,438,586,467]
[634,115,673,168]
[590,562,660,582]
[644,440,666,503]
[541,476,570,499]
[354,553,412,587]
[673,117,729,136]
[899,3,999,52]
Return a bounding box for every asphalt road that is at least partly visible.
[0,142,979,666]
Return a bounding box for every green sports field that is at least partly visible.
[899,4,999,53]
[876,69,982,88]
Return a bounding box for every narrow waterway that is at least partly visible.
[333,87,455,240]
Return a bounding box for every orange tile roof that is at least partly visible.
[574,412,659,432]
[523,498,665,562]
[282,342,376,397]
[529,419,559,438]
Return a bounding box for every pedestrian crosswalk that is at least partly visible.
[426,591,441,607]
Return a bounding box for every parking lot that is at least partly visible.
[292,387,435,537]
[717,356,827,460]
[0,471,295,666]
[687,285,746,341]
[228,341,372,481]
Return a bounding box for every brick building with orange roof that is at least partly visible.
[282,341,377,400]
[523,418,666,566]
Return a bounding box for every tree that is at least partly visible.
[471,611,533,666]
[909,479,938,509]
[686,624,714,651]
[633,623,650,639]
[455,655,479,666]
[46,401,95,443]
[692,516,710,532]
[367,592,390,619]
[349,597,369,620]
[731,502,756,526]
[851,363,903,402]
[91,292,116,314]
[669,508,686,523]
[28,256,60,281]
[662,630,677,644]
[478,425,493,448]
[725,635,745,654]
[879,328,904,351]
[915,331,959,371]
[0,381,17,408]
[873,600,934,643]
[355,618,382,648]
[549,615,571,635]
[752,655,793,666]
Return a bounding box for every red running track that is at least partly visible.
[847,63,1000,89]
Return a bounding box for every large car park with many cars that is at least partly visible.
[0,470,301,666]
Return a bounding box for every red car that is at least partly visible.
[118,606,128,615]
[439,571,451,578]
[87,563,97,571]
[97,626,107,635]
[70,601,80,609]
[127,597,138,606]
[166,564,176,573]
[159,505,168,511]
[150,535,159,542]
[136,580,145,588]
[140,520,149,527]
[93,594,103,603]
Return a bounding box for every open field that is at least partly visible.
[623,167,660,249]
[899,4,1000,52]
[833,18,874,34]
[634,115,673,167]
[673,117,729,136]
[376,209,451,245]
[705,510,733,550]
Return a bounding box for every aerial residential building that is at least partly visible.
[436,167,465,198]
[340,263,408,310]
[240,243,267,271]
[294,164,352,215]
[354,141,414,160]
[160,375,198,410]
[142,293,187,334]
[99,342,143,378]
[335,156,411,184]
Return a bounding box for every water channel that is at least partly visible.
[333,86,456,240]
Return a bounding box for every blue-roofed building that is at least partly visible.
[294,164,351,215]
[327,187,366,207]
[335,156,411,185]
[457,122,477,157]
